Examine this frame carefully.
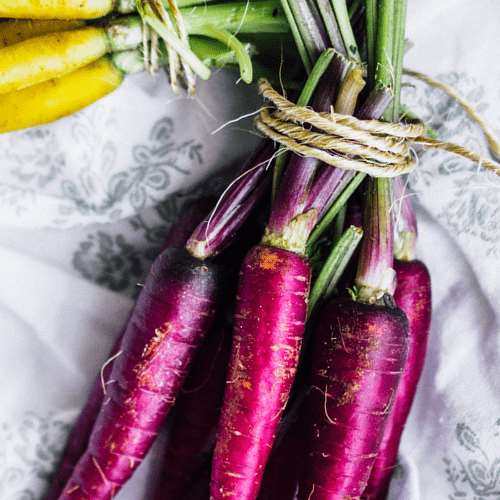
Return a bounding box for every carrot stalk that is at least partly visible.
[355,178,397,303]
[187,144,273,260]
[308,225,364,312]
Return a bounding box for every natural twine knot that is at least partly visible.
[255,78,500,178]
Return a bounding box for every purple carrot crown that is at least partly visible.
[393,175,417,261]
[355,178,396,304]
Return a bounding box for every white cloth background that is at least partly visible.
[0,1,499,498]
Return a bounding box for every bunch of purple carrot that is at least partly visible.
[46,1,432,499]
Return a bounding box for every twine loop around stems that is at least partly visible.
[255,78,500,178]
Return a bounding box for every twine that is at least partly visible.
[404,69,500,160]
[255,78,500,178]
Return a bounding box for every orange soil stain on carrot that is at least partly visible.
[241,379,252,390]
[257,248,281,270]
[142,323,172,360]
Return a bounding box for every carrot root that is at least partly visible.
[297,298,408,499]
[364,260,431,499]
[59,248,221,499]
[211,245,310,500]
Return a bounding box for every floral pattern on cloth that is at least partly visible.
[403,72,500,259]
[0,108,203,227]
[72,170,226,296]
[444,421,500,499]
[0,413,69,500]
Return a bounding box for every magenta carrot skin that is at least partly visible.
[211,245,310,500]
[297,297,408,500]
[59,248,221,500]
[153,326,231,500]
[364,260,431,500]
[45,201,212,500]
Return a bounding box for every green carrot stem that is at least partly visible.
[390,0,407,120]
[332,204,347,242]
[271,48,336,199]
[183,0,290,35]
[193,26,253,83]
[316,0,348,56]
[307,171,365,250]
[375,0,394,91]
[355,177,395,303]
[189,37,255,68]
[364,0,377,87]
[111,36,255,74]
[330,0,360,62]
[118,0,218,13]
[308,225,363,314]
[280,0,313,71]
[296,48,336,106]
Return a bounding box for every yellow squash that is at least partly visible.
[0,27,110,94]
[0,57,123,134]
[0,0,114,20]
[0,19,84,47]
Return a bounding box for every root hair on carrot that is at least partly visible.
[100,350,123,396]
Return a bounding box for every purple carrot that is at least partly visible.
[211,245,310,500]
[297,297,408,499]
[297,178,409,499]
[153,325,231,500]
[58,155,270,499]
[364,179,431,500]
[210,62,348,500]
[45,333,124,500]
[58,248,221,500]
[45,198,214,500]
